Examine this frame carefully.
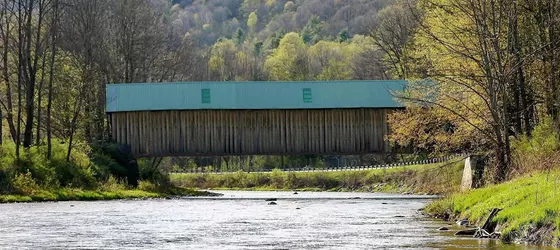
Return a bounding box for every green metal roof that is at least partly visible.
[106,80,406,112]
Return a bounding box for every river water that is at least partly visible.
[0,191,552,249]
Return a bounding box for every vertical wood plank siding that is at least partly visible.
[109,109,391,157]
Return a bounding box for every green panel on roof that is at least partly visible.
[201,88,211,104]
[303,88,312,103]
[106,80,406,112]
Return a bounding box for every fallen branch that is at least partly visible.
[455,208,502,238]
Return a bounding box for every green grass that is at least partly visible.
[425,171,560,245]
[0,187,217,203]
[170,160,465,194]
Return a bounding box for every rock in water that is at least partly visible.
[296,207,301,210]
[293,191,298,194]
[265,198,277,201]
[268,202,277,205]
[455,229,477,236]
[438,227,449,231]
[456,220,469,226]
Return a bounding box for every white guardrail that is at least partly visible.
[173,154,467,175]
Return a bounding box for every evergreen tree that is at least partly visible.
[233,28,246,45]
[301,16,322,44]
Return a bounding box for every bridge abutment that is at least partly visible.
[461,155,486,192]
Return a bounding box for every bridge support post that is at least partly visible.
[99,143,140,187]
[461,155,486,192]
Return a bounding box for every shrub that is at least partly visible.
[0,140,134,193]
[91,142,137,185]
[138,180,158,192]
[90,149,127,181]
[0,168,10,193]
[270,168,285,188]
[100,176,127,192]
[512,117,560,176]
[13,171,40,195]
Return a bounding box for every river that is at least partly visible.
[0,191,551,249]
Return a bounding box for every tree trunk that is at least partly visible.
[46,0,58,160]
[15,0,24,159]
[35,48,47,145]
[1,2,16,143]
[66,93,84,162]
[548,1,560,129]
[23,0,45,148]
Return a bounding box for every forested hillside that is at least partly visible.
[162,0,396,82]
[169,0,392,46]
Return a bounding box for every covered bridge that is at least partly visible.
[106,81,406,157]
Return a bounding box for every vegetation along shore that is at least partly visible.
[171,160,464,195]
[0,141,217,204]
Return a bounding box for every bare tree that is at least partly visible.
[19,0,50,148]
[370,1,419,79]
[523,0,560,129]
[399,0,546,181]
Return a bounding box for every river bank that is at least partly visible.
[171,160,465,195]
[425,170,560,248]
[0,141,221,203]
[0,187,218,203]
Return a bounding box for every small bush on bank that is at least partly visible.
[138,180,158,193]
[100,176,128,192]
[512,117,560,177]
[12,171,40,195]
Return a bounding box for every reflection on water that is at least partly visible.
[0,191,554,249]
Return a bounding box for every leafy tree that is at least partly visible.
[241,0,261,19]
[247,11,258,36]
[317,60,352,80]
[388,107,486,154]
[264,29,285,50]
[209,39,238,80]
[265,0,277,9]
[307,40,358,80]
[284,1,295,12]
[265,32,308,80]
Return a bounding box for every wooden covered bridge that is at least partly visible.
[106,81,406,157]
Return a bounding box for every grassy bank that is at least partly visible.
[0,141,216,203]
[0,187,217,203]
[425,170,560,247]
[0,174,218,203]
[171,159,465,194]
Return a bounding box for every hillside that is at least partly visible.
[167,0,393,47]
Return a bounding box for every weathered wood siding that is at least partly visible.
[109,109,390,157]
